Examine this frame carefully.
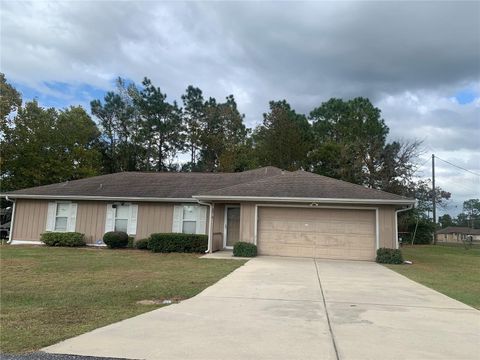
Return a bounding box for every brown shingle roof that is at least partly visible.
[6,167,283,199]
[196,170,411,201]
[4,167,414,203]
[436,227,480,235]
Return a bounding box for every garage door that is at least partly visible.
[257,207,376,260]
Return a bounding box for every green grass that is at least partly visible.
[0,246,245,354]
[386,245,480,309]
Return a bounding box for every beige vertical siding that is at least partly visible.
[75,201,107,244]
[12,199,49,241]
[239,202,255,243]
[378,205,397,249]
[12,198,401,254]
[12,200,179,244]
[136,203,174,239]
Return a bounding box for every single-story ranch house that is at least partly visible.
[436,226,480,244]
[2,167,415,261]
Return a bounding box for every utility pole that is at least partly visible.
[432,154,436,244]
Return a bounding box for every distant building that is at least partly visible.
[436,226,480,243]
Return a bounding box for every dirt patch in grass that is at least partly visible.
[0,246,245,353]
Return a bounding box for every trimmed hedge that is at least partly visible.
[135,238,150,250]
[233,242,257,257]
[103,231,129,249]
[149,233,207,253]
[376,248,404,264]
[41,232,86,247]
[127,236,135,248]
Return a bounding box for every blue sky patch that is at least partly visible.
[13,81,111,111]
[454,89,477,105]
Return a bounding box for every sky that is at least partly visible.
[1,1,479,216]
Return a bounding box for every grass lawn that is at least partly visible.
[386,244,480,309]
[0,246,245,354]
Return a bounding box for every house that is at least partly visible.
[2,167,415,261]
[436,226,480,243]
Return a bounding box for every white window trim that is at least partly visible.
[54,201,71,232]
[47,201,77,233]
[113,203,130,233]
[108,202,138,235]
[172,204,207,235]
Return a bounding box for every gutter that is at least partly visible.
[4,195,16,244]
[197,200,214,254]
[395,202,415,249]
[193,195,416,206]
[0,194,197,203]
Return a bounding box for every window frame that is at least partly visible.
[113,203,131,233]
[181,205,198,234]
[53,202,71,232]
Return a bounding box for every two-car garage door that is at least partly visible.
[257,207,376,261]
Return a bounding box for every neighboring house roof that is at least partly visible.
[195,170,411,203]
[2,166,415,204]
[436,227,480,235]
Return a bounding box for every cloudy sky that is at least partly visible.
[1,1,479,215]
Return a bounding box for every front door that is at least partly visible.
[224,206,240,249]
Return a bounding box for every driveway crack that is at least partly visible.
[314,258,340,360]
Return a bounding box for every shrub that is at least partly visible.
[41,232,86,247]
[127,236,135,248]
[376,248,404,264]
[233,242,257,257]
[135,238,150,250]
[103,231,129,249]
[149,233,207,253]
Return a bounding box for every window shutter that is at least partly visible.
[172,205,183,233]
[46,202,57,231]
[67,203,78,232]
[196,206,207,235]
[105,204,115,233]
[128,204,138,235]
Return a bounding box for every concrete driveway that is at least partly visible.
[44,257,480,360]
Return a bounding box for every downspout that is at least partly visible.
[5,195,16,244]
[197,200,213,253]
[395,202,415,249]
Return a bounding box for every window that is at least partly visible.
[114,204,130,233]
[182,205,197,234]
[54,203,70,231]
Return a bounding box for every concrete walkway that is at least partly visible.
[43,257,480,360]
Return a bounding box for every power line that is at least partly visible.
[411,157,431,176]
[435,156,480,177]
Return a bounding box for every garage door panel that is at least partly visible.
[258,207,376,261]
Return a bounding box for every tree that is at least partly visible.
[197,95,249,172]
[462,199,480,228]
[309,97,420,192]
[91,78,140,173]
[133,78,184,171]
[181,86,205,169]
[1,101,102,191]
[438,214,454,228]
[0,73,22,126]
[56,106,102,179]
[253,100,312,171]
